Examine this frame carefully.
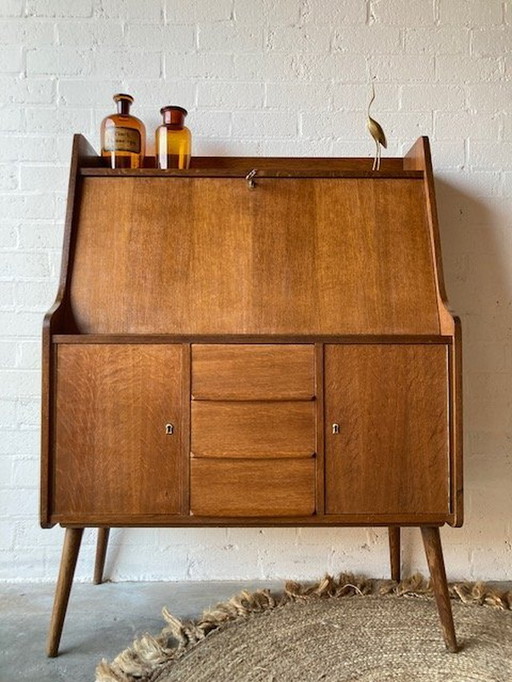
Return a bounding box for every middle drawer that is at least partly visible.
[191,401,316,458]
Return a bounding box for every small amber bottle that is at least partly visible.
[101,93,146,169]
[155,106,191,169]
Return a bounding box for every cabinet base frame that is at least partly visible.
[47,525,458,657]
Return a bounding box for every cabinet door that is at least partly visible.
[325,345,450,516]
[52,344,184,520]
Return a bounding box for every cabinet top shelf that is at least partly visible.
[51,333,454,344]
[80,167,424,179]
[75,136,425,176]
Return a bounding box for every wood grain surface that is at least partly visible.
[69,177,440,335]
[50,512,451,527]
[324,344,450,515]
[191,400,316,458]
[190,458,316,516]
[191,343,315,400]
[52,344,185,516]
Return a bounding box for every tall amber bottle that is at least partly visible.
[101,93,146,169]
[155,106,191,169]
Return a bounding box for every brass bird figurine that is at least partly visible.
[367,80,387,171]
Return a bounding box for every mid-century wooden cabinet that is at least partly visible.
[41,135,462,656]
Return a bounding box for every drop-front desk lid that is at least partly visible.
[50,135,453,338]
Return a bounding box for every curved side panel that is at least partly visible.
[41,135,100,528]
[404,138,462,527]
[404,137,455,335]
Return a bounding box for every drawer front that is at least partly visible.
[190,458,316,517]
[191,401,315,458]
[192,344,315,400]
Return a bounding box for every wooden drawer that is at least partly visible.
[190,458,316,516]
[191,401,315,458]
[191,344,315,400]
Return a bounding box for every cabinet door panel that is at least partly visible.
[325,345,449,516]
[53,344,184,518]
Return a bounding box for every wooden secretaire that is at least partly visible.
[42,135,462,656]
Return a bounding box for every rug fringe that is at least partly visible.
[95,574,511,682]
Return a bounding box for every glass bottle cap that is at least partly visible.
[160,105,188,116]
[113,93,134,104]
[160,106,188,126]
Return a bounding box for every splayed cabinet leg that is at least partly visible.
[421,526,458,653]
[388,526,401,582]
[47,527,84,658]
[93,527,110,585]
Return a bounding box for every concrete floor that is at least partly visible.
[2,579,511,682]
[0,579,281,682]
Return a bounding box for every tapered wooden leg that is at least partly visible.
[47,527,84,658]
[421,526,458,653]
[93,527,110,585]
[388,526,401,582]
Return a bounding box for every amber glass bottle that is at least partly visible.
[101,93,146,169]
[155,106,191,169]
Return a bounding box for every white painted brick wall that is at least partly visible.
[1,0,511,584]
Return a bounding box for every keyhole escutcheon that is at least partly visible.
[165,423,174,435]
[332,423,340,435]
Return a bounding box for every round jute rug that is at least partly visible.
[96,574,512,682]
